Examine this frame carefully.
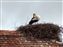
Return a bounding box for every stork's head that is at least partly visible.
[33,13,36,18]
[33,13,40,19]
[33,13,36,16]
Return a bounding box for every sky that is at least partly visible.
[0,0,63,30]
[62,3,63,25]
[2,0,62,1]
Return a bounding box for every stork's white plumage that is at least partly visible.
[29,13,40,25]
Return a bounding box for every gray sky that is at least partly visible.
[62,3,63,25]
[0,2,1,29]
[0,2,1,15]
[0,1,62,30]
[2,0,62,1]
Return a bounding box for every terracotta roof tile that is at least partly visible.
[0,30,63,47]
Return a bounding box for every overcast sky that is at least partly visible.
[2,0,62,1]
[0,1,63,30]
[62,3,63,25]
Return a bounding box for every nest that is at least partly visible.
[16,23,61,42]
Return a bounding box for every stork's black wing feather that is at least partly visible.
[29,20,38,25]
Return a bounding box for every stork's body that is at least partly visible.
[29,13,40,25]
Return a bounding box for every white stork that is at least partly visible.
[29,13,40,25]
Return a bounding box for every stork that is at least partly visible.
[29,13,40,25]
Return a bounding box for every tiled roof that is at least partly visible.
[0,30,63,47]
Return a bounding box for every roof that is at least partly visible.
[0,23,63,47]
[0,31,62,47]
